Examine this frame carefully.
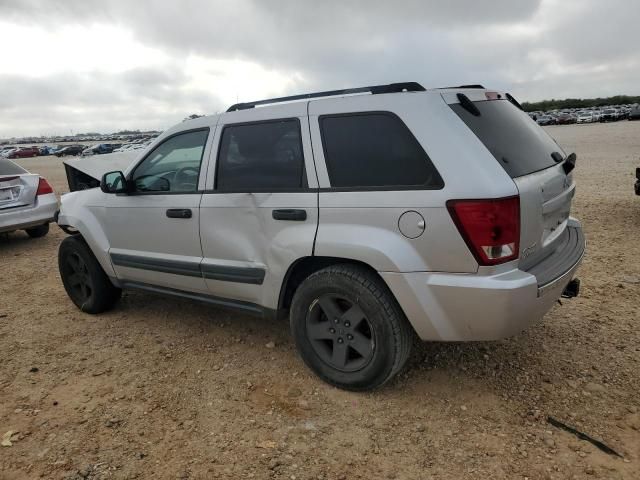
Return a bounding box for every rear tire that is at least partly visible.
[290,264,414,391]
[58,235,121,313]
[25,223,49,238]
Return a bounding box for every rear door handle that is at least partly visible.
[166,208,192,219]
[272,209,307,221]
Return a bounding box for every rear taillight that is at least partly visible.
[36,177,54,196]
[447,196,520,266]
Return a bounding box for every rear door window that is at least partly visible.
[319,113,443,189]
[216,119,306,191]
[451,100,561,178]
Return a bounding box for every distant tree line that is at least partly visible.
[114,129,142,135]
[522,95,640,112]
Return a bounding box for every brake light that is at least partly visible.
[36,177,54,195]
[447,196,520,266]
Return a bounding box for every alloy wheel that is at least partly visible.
[64,252,93,303]
[306,294,375,372]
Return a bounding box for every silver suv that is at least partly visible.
[56,82,585,390]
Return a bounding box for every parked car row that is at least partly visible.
[0,133,160,159]
[1,132,160,147]
[81,143,123,156]
[529,104,640,125]
[0,142,142,159]
[113,139,153,153]
[0,144,87,158]
[0,146,41,158]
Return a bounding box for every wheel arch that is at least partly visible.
[57,192,116,278]
[278,256,390,311]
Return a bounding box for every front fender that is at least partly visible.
[57,190,115,277]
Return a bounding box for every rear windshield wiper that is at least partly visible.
[456,93,481,116]
[505,93,523,111]
[551,151,577,174]
[563,152,577,174]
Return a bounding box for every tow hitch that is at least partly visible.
[562,278,580,299]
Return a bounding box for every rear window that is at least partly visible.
[0,158,27,176]
[451,100,562,178]
[319,113,443,189]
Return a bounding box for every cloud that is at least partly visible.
[0,0,638,136]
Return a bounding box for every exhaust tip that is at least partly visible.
[562,278,580,299]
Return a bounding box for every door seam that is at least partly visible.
[306,101,320,257]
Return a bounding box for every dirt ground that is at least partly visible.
[1,122,639,479]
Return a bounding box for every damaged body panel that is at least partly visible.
[63,151,138,191]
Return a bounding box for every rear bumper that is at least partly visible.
[382,220,585,341]
[0,193,58,233]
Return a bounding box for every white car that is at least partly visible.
[0,147,16,158]
[0,158,58,237]
[56,82,584,390]
[577,112,593,124]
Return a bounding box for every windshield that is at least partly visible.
[451,99,562,178]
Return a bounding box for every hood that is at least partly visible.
[62,151,139,182]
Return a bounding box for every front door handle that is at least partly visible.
[166,208,192,219]
[272,209,307,221]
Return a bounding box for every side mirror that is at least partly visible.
[636,167,640,181]
[101,171,128,194]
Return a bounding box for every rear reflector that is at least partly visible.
[447,196,520,266]
[36,177,54,195]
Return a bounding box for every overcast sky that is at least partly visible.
[1,0,638,137]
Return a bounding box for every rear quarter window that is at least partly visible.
[451,100,561,178]
[319,112,443,189]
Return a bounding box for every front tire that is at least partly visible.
[25,223,49,238]
[290,264,414,391]
[58,235,121,313]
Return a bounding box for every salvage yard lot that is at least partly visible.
[1,122,639,479]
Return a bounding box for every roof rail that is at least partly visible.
[226,81,426,112]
